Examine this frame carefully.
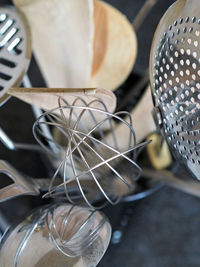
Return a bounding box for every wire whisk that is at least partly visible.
[33,97,149,208]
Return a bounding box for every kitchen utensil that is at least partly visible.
[0,160,99,203]
[146,133,172,170]
[132,0,158,30]
[0,4,55,156]
[8,87,116,116]
[142,168,200,198]
[13,0,94,88]
[90,0,137,91]
[0,6,31,106]
[0,203,111,267]
[107,0,200,179]
[91,0,159,90]
[0,6,41,152]
[0,159,51,202]
[144,133,200,198]
[150,0,200,179]
[32,97,148,208]
[13,0,137,91]
[0,6,117,152]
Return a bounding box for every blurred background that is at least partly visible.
[1,0,200,266]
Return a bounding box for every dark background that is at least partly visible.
[1,0,200,266]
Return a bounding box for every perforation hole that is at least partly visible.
[0,72,11,81]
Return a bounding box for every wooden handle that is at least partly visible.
[106,85,155,149]
[8,87,116,113]
[8,87,116,130]
[13,0,94,88]
[146,133,172,170]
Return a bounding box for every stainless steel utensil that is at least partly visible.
[0,203,111,267]
[0,6,31,106]
[0,6,57,154]
[32,96,148,208]
[105,0,200,181]
[150,0,200,179]
[0,160,100,203]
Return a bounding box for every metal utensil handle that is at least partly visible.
[132,0,158,31]
[143,168,200,198]
[0,160,39,202]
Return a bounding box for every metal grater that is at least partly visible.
[150,0,200,179]
[0,7,31,106]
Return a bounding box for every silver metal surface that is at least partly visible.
[0,160,39,201]
[0,203,111,267]
[150,0,200,179]
[0,7,37,152]
[0,159,95,202]
[33,97,148,208]
[0,6,31,106]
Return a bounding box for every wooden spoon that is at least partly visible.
[91,0,137,91]
[13,0,94,88]
[14,0,137,92]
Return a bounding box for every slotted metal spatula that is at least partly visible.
[0,6,31,106]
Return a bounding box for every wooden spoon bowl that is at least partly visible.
[91,0,138,91]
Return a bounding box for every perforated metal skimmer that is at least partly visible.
[0,7,31,106]
[150,0,200,179]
